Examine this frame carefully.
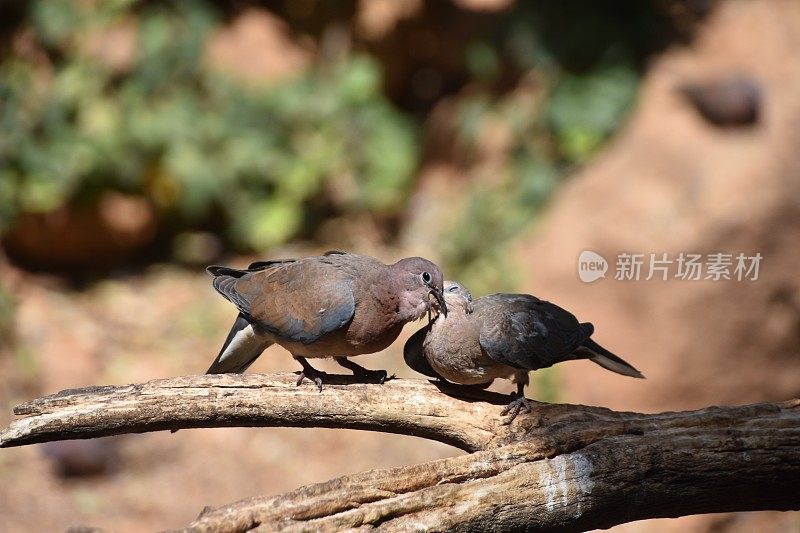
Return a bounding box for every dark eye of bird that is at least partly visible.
[448,286,458,293]
[421,271,432,284]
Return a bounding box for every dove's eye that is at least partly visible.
[421,271,432,284]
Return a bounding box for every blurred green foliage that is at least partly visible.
[0,0,417,251]
[0,0,675,279]
[0,282,14,345]
[442,2,661,294]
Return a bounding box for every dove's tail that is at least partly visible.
[576,334,644,379]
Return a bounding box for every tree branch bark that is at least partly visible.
[1,374,513,452]
[2,374,798,532]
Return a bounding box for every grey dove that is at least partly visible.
[206,251,447,390]
[404,281,643,422]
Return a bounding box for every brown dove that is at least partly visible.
[404,281,643,423]
[206,251,447,390]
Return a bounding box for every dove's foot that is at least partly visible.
[295,357,327,392]
[335,357,393,384]
[501,394,534,425]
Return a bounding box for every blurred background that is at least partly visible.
[1,0,799,531]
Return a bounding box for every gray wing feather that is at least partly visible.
[211,274,254,318]
[207,260,356,345]
[477,294,589,370]
[272,292,355,344]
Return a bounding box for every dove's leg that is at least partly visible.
[501,371,534,425]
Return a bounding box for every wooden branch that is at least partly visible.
[2,375,798,532]
[0,374,518,452]
[178,399,800,532]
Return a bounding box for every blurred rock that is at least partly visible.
[98,192,155,238]
[206,8,313,85]
[1,193,158,273]
[356,0,422,40]
[514,0,800,530]
[80,18,138,73]
[680,74,761,126]
[40,437,121,478]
